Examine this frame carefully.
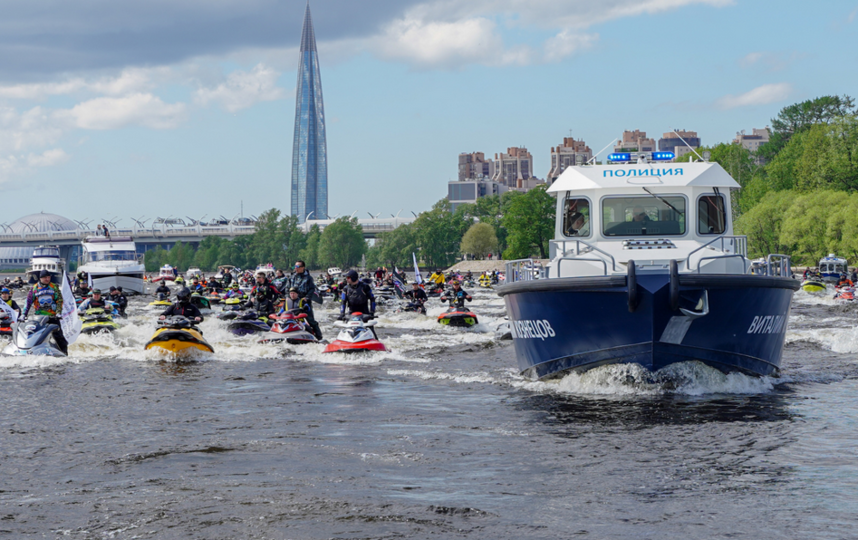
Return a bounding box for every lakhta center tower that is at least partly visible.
[291,2,328,223]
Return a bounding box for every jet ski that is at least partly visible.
[323,313,387,353]
[260,311,319,345]
[206,292,222,305]
[425,284,445,297]
[144,316,214,356]
[438,306,479,327]
[2,316,66,357]
[835,287,855,301]
[79,308,120,334]
[174,276,185,285]
[217,298,247,320]
[190,293,210,310]
[0,312,14,339]
[227,311,271,336]
[149,293,173,307]
[802,278,827,293]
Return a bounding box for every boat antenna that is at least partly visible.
[586,138,619,165]
[671,130,705,162]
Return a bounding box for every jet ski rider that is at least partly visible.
[837,274,854,288]
[108,287,128,316]
[159,287,204,322]
[340,270,376,319]
[1,287,21,317]
[404,281,427,313]
[77,289,108,313]
[154,282,171,296]
[287,261,323,339]
[440,281,472,309]
[23,269,68,354]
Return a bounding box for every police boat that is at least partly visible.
[497,152,799,379]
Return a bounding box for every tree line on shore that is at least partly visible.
[146,94,858,272]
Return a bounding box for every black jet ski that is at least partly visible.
[227,311,271,336]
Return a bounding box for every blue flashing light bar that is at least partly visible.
[652,151,675,161]
[608,153,631,162]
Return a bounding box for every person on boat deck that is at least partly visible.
[565,212,589,237]
[632,206,650,222]
[159,287,203,322]
[837,274,853,288]
[340,270,376,319]
[108,287,128,316]
[23,269,68,355]
[1,288,21,317]
[78,289,109,313]
[154,282,171,296]
[441,281,472,308]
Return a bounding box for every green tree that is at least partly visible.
[734,190,795,259]
[502,186,555,259]
[460,222,498,259]
[780,190,848,264]
[372,223,418,269]
[317,217,366,268]
[758,95,855,162]
[299,224,322,269]
[144,245,165,272]
[413,199,470,268]
[455,194,508,252]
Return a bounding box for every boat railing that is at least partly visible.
[506,259,547,283]
[764,254,793,277]
[686,235,748,271]
[551,239,618,273]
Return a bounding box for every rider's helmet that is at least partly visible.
[177,287,191,303]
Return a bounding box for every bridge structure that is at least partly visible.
[0,216,415,267]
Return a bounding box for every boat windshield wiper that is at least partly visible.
[642,187,684,216]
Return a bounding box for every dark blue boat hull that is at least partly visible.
[498,273,799,379]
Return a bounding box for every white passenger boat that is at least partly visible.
[153,264,176,282]
[77,236,146,294]
[498,154,799,379]
[818,254,847,283]
[186,267,202,279]
[26,246,65,285]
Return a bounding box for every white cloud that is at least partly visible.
[56,93,187,130]
[716,83,792,109]
[0,67,167,100]
[543,30,598,62]
[27,148,69,167]
[372,16,532,68]
[194,63,286,112]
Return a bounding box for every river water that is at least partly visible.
[2,284,858,539]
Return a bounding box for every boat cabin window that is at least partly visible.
[562,197,591,237]
[601,195,686,236]
[698,195,726,235]
[86,250,138,262]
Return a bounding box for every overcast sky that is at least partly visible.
[1,0,856,225]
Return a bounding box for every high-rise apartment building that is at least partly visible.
[615,130,656,153]
[548,137,592,184]
[492,147,533,188]
[658,130,701,159]
[291,2,328,223]
[734,128,771,164]
[458,152,494,181]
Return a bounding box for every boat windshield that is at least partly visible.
[87,251,138,262]
[33,248,59,258]
[562,198,591,237]
[602,196,686,236]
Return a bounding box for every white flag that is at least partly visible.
[412,252,423,284]
[60,272,81,345]
[0,297,17,324]
[87,272,93,289]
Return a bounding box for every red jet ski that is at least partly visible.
[835,286,855,301]
[323,313,387,353]
[260,311,319,345]
[0,312,13,338]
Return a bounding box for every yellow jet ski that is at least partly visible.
[801,278,826,293]
[80,308,120,334]
[149,293,173,307]
[144,316,214,356]
[174,276,185,285]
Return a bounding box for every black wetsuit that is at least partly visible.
[161,302,204,322]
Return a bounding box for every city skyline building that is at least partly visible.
[291,2,328,223]
[658,129,701,160]
[458,152,495,181]
[548,137,593,184]
[734,127,770,164]
[615,130,656,153]
[492,147,533,188]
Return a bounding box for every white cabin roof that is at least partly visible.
[547,162,740,193]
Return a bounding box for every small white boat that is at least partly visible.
[26,246,65,285]
[186,267,202,279]
[153,264,176,282]
[77,236,146,294]
[819,254,847,283]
